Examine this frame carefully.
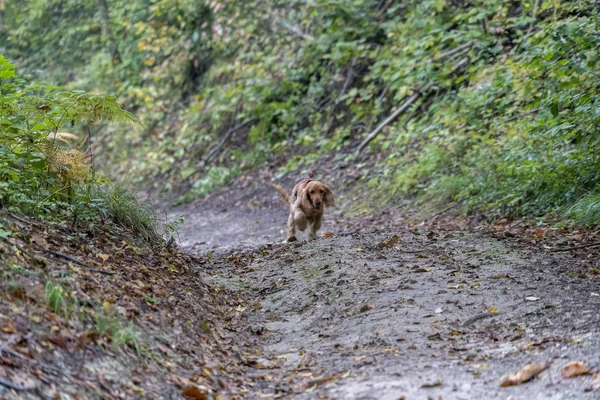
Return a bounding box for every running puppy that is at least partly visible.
[270,176,335,242]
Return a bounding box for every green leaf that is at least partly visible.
[550,101,559,118]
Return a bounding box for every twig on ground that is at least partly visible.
[46,251,115,275]
[1,347,63,375]
[0,377,36,391]
[6,212,31,225]
[547,242,600,253]
[432,197,467,220]
[462,312,498,327]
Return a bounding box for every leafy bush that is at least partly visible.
[0,54,178,241]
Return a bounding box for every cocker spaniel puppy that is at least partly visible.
[270,176,335,242]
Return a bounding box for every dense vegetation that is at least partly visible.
[0,55,175,241]
[1,0,599,224]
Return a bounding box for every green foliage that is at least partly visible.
[179,166,239,204]
[382,11,600,219]
[0,55,180,241]
[3,0,600,224]
[0,54,136,216]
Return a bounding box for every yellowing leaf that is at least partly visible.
[501,364,548,386]
[561,361,590,378]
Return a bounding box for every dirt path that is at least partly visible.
[174,177,600,399]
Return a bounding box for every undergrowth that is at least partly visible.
[3,1,600,225]
[0,54,179,241]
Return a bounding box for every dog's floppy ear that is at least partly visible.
[323,186,335,207]
[300,186,313,209]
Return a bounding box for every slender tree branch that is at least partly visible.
[547,242,600,252]
[527,0,542,35]
[203,118,255,163]
[274,18,315,42]
[338,57,357,102]
[357,82,433,153]
[46,250,115,275]
[357,56,469,153]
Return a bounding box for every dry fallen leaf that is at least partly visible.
[98,253,110,262]
[421,379,443,388]
[561,361,590,378]
[378,235,400,248]
[322,232,335,238]
[501,364,549,387]
[182,386,208,400]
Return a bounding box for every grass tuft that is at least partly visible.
[565,193,600,226]
[94,184,163,242]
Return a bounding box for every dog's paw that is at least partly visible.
[286,236,297,243]
[309,232,317,240]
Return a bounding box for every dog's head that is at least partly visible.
[302,181,335,211]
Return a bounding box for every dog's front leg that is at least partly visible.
[309,212,322,240]
[287,211,297,242]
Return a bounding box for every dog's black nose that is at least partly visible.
[315,202,322,208]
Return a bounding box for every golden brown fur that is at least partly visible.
[270,179,335,242]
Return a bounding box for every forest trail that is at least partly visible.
[174,176,600,400]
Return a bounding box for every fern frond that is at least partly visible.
[52,91,141,125]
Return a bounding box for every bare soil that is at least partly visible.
[174,174,600,399]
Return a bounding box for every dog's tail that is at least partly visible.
[268,182,292,205]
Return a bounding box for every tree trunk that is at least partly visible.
[0,0,5,29]
[96,0,121,64]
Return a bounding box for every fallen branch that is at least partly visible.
[435,42,472,61]
[274,18,315,42]
[46,251,115,275]
[0,377,36,391]
[449,56,469,73]
[204,118,254,164]
[462,312,497,327]
[432,197,468,220]
[401,249,427,254]
[6,212,31,225]
[338,57,357,102]
[357,82,433,153]
[357,56,470,154]
[527,0,542,35]
[547,242,600,253]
